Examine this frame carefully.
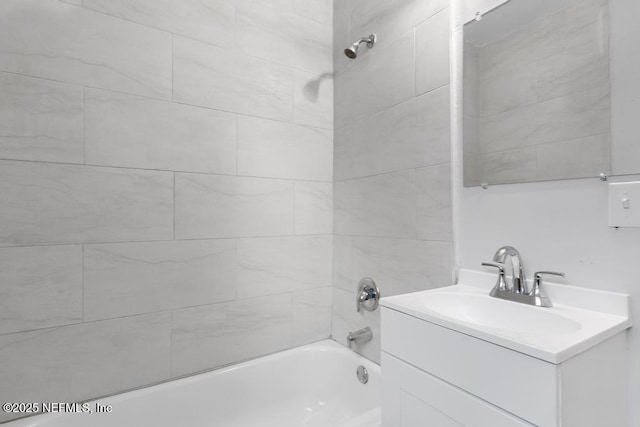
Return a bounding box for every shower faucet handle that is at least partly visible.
[356,278,380,312]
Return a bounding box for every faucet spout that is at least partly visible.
[492,246,528,294]
[347,327,373,349]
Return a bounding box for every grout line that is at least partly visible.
[333,82,451,132]
[333,162,453,183]
[81,244,85,323]
[0,70,333,132]
[0,288,334,339]
[82,86,86,165]
[0,157,333,183]
[173,172,176,240]
[0,234,335,250]
[171,34,175,102]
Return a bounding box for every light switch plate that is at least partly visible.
[609,182,640,227]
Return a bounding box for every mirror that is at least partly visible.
[463,0,612,186]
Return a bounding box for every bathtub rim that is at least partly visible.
[2,338,379,425]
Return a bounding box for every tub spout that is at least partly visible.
[347,327,372,349]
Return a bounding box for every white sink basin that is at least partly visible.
[414,291,581,335]
[381,269,631,363]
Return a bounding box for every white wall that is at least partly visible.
[455,0,640,424]
[0,0,333,422]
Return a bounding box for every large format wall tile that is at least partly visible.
[84,240,237,321]
[237,116,332,181]
[333,126,353,182]
[82,0,235,48]
[171,294,292,376]
[0,0,172,99]
[334,32,415,128]
[293,287,332,345]
[236,236,332,298]
[294,181,332,235]
[332,235,353,292]
[0,313,171,422]
[173,37,293,122]
[351,87,450,178]
[416,164,453,242]
[331,287,380,363]
[0,245,82,335]
[0,161,173,246]
[416,9,450,95]
[350,0,443,49]
[85,89,236,173]
[294,0,332,24]
[236,0,332,74]
[334,171,416,238]
[293,70,333,130]
[352,237,452,297]
[0,72,83,164]
[175,173,294,239]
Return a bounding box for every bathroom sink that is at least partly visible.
[413,291,581,335]
[381,269,631,363]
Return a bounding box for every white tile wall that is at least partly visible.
[82,0,236,49]
[173,36,293,122]
[335,171,416,238]
[83,240,237,321]
[235,0,332,74]
[0,72,83,164]
[0,0,172,99]
[170,294,293,376]
[237,116,332,181]
[85,88,237,174]
[293,287,333,344]
[333,3,453,362]
[0,0,333,418]
[335,32,415,128]
[293,70,334,130]
[294,181,333,235]
[0,161,174,246]
[236,236,332,298]
[0,313,171,423]
[416,9,451,95]
[175,174,295,239]
[350,87,451,178]
[0,245,82,335]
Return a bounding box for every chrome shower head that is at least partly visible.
[344,34,376,59]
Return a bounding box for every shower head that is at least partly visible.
[344,34,376,59]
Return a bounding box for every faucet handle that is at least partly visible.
[529,271,564,306]
[482,262,507,291]
[533,271,565,284]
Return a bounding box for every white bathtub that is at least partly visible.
[5,340,380,427]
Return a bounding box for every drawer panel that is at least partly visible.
[382,353,534,427]
[382,307,558,426]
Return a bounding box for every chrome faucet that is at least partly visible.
[482,246,565,308]
[347,327,372,349]
[492,246,527,294]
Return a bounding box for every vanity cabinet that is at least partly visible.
[381,307,628,427]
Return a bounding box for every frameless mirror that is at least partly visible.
[463,0,612,186]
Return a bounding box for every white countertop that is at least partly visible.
[381,269,632,364]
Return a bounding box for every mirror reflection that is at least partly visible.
[463,0,611,186]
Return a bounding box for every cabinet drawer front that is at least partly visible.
[382,353,534,427]
[382,307,558,426]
